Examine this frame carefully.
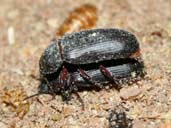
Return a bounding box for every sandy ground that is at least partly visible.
[0,0,171,127]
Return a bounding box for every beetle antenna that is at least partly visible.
[24,77,56,101]
[43,77,56,97]
[29,74,42,81]
[44,78,51,89]
[23,78,50,101]
[23,93,44,101]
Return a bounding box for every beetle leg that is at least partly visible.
[99,65,121,90]
[74,91,84,110]
[43,78,56,98]
[59,67,72,101]
[78,68,103,88]
[59,67,68,84]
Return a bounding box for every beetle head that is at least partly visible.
[39,40,62,75]
[38,81,50,94]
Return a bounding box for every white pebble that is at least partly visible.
[7,26,15,45]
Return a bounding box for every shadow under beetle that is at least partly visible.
[25,29,145,105]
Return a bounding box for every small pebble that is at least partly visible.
[120,86,143,100]
[47,18,58,28]
[7,27,15,45]
[51,113,62,121]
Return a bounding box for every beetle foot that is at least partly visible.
[74,92,85,110]
[50,93,56,100]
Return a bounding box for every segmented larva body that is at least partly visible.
[56,4,97,36]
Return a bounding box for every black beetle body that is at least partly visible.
[40,29,140,75]
[27,28,145,103]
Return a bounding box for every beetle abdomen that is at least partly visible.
[71,60,144,88]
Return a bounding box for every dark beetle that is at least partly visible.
[26,29,145,103]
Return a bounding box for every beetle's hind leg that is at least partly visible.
[99,65,121,90]
[78,68,103,89]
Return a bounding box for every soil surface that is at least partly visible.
[0,0,171,128]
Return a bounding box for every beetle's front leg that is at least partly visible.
[59,67,72,101]
[78,68,103,89]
